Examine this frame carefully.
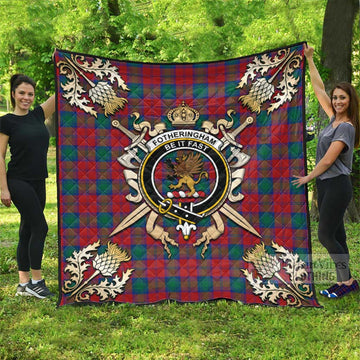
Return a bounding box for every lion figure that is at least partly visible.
[167,152,208,197]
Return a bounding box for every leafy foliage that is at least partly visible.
[0,0,328,104]
[0,0,358,209]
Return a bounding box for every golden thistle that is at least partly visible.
[243,242,281,279]
[239,78,274,114]
[89,81,128,117]
[93,242,131,277]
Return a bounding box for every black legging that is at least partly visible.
[316,175,353,282]
[7,178,48,272]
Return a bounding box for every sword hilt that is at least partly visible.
[221,117,254,150]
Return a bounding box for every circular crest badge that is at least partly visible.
[140,132,231,225]
[111,103,260,257]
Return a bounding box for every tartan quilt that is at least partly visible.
[54,43,320,307]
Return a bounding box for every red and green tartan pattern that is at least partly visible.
[55,43,321,307]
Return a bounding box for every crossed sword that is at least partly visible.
[110,117,261,239]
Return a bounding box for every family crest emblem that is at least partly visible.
[111,101,261,258]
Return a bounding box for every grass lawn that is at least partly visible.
[0,145,359,360]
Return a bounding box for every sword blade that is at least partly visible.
[109,202,151,237]
[220,203,261,238]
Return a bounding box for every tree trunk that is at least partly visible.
[45,114,56,138]
[309,185,319,222]
[313,0,360,222]
[107,0,121,44]
[321,0,358,90]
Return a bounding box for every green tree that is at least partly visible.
[2,0,358,206]
[0,0,328,85]
[0,0,57,105]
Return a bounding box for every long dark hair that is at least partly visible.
[330,82,360,148]
[10,74,36,108]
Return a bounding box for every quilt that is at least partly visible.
[54,43,320,307]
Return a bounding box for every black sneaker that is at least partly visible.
[16,284,33,297]
[25,279,54,299]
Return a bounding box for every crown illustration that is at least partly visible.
[167,101,200,126]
